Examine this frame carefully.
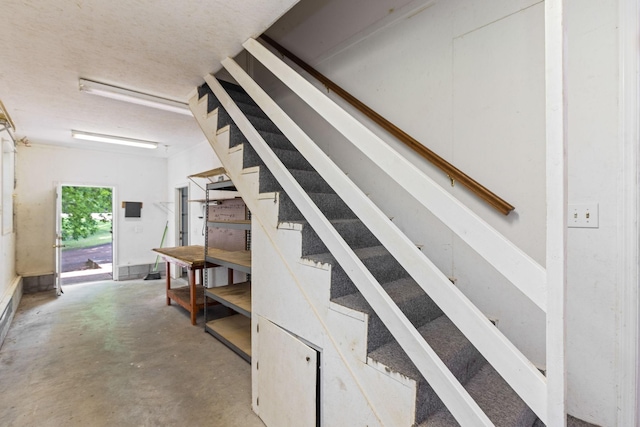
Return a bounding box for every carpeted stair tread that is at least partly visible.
[291,218,380,255]
[368,315,483,384]
[368,315,485,422]
[244,114,281,134]
[216,107,281,135]
[333,277,443,351]
[257,130,297,151]
[198,83,213,100]
[421,364,536,427]
[532,415,601,427]
[243,144,314,171]
[234,100,270,120]
[278,192,357,221]
[304,246,411,299]
[218,79,255,104]
[259,168,334,194]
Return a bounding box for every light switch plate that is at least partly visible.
[568,203,599,228]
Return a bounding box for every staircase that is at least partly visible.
[192,78,542,426]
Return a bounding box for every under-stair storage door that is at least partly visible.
[256,316,318,427]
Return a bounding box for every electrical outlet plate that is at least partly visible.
[568,203,599,228]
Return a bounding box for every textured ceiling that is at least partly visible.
[0,0,299,157]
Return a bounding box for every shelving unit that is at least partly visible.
[203,177,253,362]
[187,167,240,202]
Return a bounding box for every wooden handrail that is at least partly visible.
[259,35,515,215]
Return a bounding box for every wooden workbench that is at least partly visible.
[152,245,211,325]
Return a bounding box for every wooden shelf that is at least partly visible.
[203,179,252,362]
[207,180,237,191]
[205,281,251,318]
[207,219,251,230]
[205,315,251,362]
[167,285,207,313]
[188,167,226,179]
[205,248,251,274]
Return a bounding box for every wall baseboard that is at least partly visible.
[117,263,166,281]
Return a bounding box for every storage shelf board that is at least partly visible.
[206,248,251,274]
[205,315,251,362]
[167,285,207,311]
[188,167,226,179]
[205,281,251,318]
[207,180,237,191]
[207,219,251,230]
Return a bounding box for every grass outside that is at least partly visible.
[62,221,112,250]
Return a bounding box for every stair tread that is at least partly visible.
[368,316,481,383]
[259,168,334,194]
[257,130,296,151]
[305,245,389,265]
[333,277,427,312]
[286,218,366,227]
[279,192,357,221]
[421,364,536,427]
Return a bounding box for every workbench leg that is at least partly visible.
[189,268,197,326]
[228,268,233,286]
[166,261,171,306]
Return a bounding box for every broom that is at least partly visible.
[144,221,168,280]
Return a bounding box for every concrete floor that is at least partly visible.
[0,279,265,427]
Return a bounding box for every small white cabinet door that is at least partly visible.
[256,316,318,427]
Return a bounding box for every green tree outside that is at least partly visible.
[62,186,112,241]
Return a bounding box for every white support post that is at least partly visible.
[617,0,640,424]
[545,0,568,426]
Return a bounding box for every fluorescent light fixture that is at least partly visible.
[71,130,158,149]
[79,78,192,116]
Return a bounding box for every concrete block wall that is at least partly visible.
[22,274,54,294]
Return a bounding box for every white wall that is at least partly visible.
[15,144,167,277]
[255,0,626,425]
[165,140,221,249]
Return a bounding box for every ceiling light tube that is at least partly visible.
[79,78,192,116]
[71,130,159,149]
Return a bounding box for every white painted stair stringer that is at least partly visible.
[189,93,420,426]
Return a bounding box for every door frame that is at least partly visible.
[173,183,190,279]
[54,183,118,291]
